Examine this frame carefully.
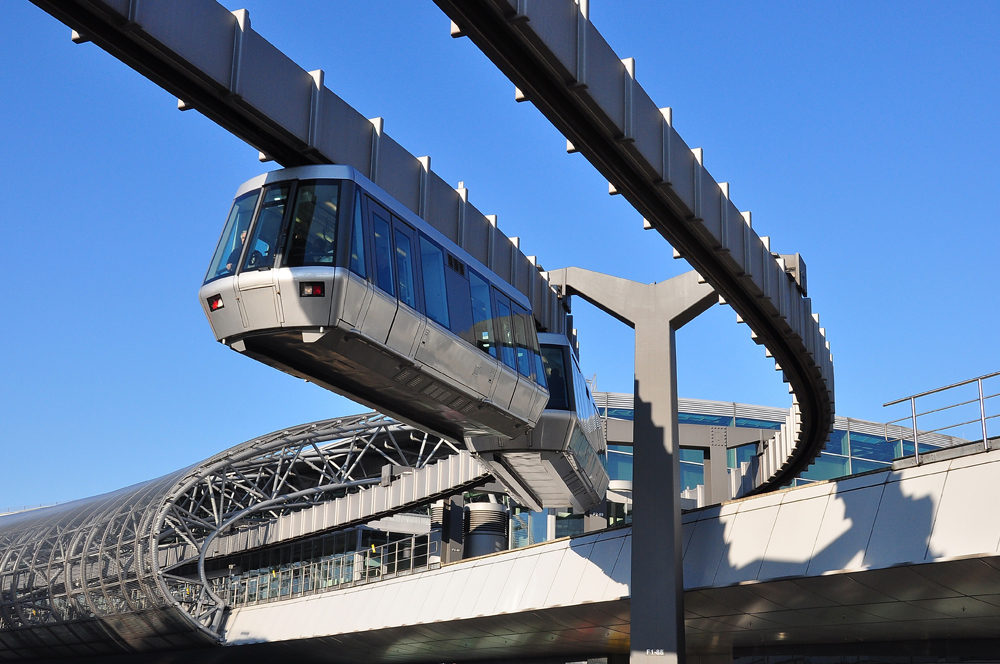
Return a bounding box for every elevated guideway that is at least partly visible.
[435,0,835,494]
[31,0,836,496]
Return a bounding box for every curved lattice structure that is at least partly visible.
[0,413,461,660]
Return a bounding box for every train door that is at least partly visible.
[338,191,372,330]
[384,217,424,356]
[490,291,519,409]
[508,303,539,419]
[236,183,290,330]
[359,199,397,344]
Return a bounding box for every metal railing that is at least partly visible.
[212,534,438,609]
[884,371,1000,464]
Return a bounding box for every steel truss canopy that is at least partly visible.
[0,413,477,660]
[435,0,835,492]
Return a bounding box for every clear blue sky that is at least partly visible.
[1,1,997,509]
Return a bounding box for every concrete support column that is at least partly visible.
[549,267,716,664]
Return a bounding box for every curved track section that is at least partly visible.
[435,0,835,493]
[0,413,482,658]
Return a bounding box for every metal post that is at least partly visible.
[911,397,920,464]
[980,378,989,451]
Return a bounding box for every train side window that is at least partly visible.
[205,189,259,283]
[445,254,474,344]
[283,181,340,267]
[370,207,395,297]
[494,293,517,371]
[419,236,450,328]
[523,316,547,388]
[510,304,533,379]
[540,345,570,410]
[349,193,366,277]
[243,183,290,272]
[393,222,417,309]
[469,271,496,358]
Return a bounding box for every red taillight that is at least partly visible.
[207,294,224,311]
[300,282,325,297]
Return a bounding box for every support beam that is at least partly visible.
[550,268,715,664]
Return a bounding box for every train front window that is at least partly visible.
[540,345,569,410]
[243,184,290,272]
[371,210,395,297]
[469,271,496,358]
[283,182,340,267]
[205,190,259,283]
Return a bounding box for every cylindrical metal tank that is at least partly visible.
[463,502,509,558]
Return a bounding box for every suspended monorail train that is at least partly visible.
[199,165,549,442]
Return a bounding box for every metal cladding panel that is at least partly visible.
[807,482,886,575]
[759,496,833,581]
[928,461,1000,559]
[238,29,312,143]
[626,84,664,180]
[523,0,578,79]
[433,566,474,621]
[470,559,516,617]
[579,22,625,136]
[489,225,513,283]
[683,514,728,589]
[517,547,567,611]
[571,534,626,604]
[463,203,491,266]
[543,539,595,607]
[317,89,374,179]
[375,134,421,213]
[492,555,539,613]
[425,172,461,244]
[864,470,948,568]
[713,505,779,587]
[135,0,236,89]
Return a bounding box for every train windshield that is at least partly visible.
[283,182,340,267]
[205,190,259,284]
[243,184,290,271]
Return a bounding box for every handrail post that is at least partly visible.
[911,396,920,464]
[980,378,990,451]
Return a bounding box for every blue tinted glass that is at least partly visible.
[243,184,289,271]
[418,237,449,327]
[393,229,415,308]
[800,453,850,481]
[735,417,783,430]
[608,444,632,454]
[849,432,895,463]
[468,272,496,357]
[679,449,704,463]
[678,413,734,427]
[680,461,704,491]
[540,346,569,410]
[825,430,849,456]
[349,194,365,277]
[371,212,394,296]
[851,458,891,474]
[604,408,633,421]
[495,298,517,370]
[727,443,758,469]
[206,190,259,283]
[606,449,633,482]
